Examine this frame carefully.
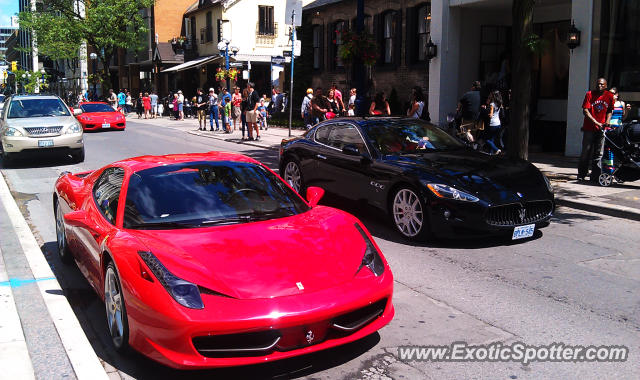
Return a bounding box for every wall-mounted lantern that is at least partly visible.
[426,37,437,60]
[567,21,581,50]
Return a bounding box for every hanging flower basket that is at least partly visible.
[215,67,239,82]
[338,30,378,67]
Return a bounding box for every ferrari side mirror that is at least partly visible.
[306,186,325,207]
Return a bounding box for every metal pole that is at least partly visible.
[92,60,97,97]
[288,10,295,137]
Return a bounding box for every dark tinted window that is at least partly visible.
[124,161,310,229]
[93,167,125,225]
[327,124,367,153]
[314,125,331,144]
[363,120,465,154]
[8,98,70,118]
[80,103,116,113]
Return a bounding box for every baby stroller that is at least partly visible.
[598,121,640,186]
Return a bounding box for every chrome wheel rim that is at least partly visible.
[284,161,301,192]
[55,203,66,254]
[393,189,423,237]
[105,267,124,347]
[598,173,613,187]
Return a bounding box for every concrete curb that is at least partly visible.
[186,130,280,151]
[555,197,640,221]
[0,173,108,380]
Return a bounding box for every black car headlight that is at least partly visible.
[354,224,385,276]
[425,183,479,202]
[542,174,553,193]
[138,251,204,309]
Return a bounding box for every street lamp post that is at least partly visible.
[217,39,239,93]
[89,52,97,98]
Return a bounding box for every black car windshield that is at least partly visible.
[7,98,70,118]
[124,161,310,229]
[80,103,115,113]
[363,120,465,155]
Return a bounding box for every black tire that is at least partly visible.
[72,147,85,163]
[282,157,305,194]
[104,261,130,353]
[389,186,430,241]
[2,151,13,167]
[54,199,74,264]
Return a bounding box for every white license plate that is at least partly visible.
[38,139,54,147]
[512,224,535,240]
[101,123,110,129]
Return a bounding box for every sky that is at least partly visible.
[0,0,18,27]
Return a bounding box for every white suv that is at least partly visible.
[1,94,84,165]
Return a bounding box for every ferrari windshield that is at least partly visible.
[7,98,71,118]
[362,120,465,155]
[124,161,310,229]
[80,103,116,113]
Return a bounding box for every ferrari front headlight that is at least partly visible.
[355,223,384,276]
[138,251,204,309]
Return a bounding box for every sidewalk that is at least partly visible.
[134,116,640,220]
[0,173,108,380]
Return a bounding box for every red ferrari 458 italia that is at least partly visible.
[75,102,126,131]
[53,152,394,369]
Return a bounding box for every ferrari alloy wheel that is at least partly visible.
[104,262,130,352]
[598,173,613,187]
[284,159,303,193]
[55,200,73,264]
[392,187,428,240]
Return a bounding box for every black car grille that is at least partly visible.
[192,298,388,358]
[24,126,63,135]
[486,200,553,226]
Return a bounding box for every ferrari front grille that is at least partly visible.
[24,126,64,136]
[331,298,387,331]
[193,330,281,358]
[485,200,553,226]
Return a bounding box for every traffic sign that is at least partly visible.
[229,62,243,68]
[271,56,286,65]
[283,50,292,57]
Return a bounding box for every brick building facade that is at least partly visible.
[303,0,431,113]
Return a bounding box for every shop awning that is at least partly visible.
[161,55,223,73]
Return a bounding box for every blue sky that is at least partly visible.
[0,0,18,27]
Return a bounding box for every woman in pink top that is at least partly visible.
[232,87,243,131]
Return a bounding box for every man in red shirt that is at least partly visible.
[578,78,614,181]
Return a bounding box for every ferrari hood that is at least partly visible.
[389,150,549,204]
[127,206,369,300]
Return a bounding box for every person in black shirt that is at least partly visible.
[457,81,482,143]
[195,89,208,130]
[245,82,261,140]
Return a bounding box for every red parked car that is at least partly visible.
[75,102,126,131]
[53,152,394,369]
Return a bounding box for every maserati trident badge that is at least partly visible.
[518,208,526,223]
[306,330,315,344]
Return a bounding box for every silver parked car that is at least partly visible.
[0,94,84,165]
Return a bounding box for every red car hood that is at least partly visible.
[127,206,368,300]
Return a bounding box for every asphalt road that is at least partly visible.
[2,119,639,379]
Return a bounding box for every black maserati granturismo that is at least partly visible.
[279,117,554,241]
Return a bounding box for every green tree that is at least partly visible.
[19,0,154,91]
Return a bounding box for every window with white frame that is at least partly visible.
[417,5,431,61]
[383,12,395,64]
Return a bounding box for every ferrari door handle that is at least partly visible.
[317,154,327,160]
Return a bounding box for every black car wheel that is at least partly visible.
[55,200,73,264]
[283,158,304,194]
[104,262,130,353]
[391,187,429,240]
[72,147,85,163]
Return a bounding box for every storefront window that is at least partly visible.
[599,0,640,92]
